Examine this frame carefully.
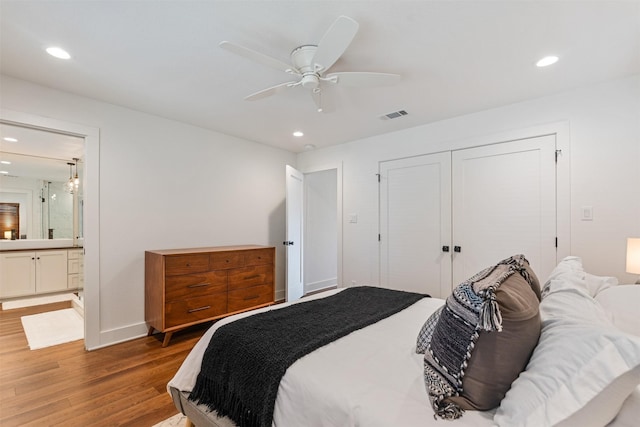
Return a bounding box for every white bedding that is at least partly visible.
[168,282,640,427]
[168,289,496,427]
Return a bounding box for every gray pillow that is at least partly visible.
[422,255,541,419]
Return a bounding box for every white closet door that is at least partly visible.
[452,135,557,285]
[380,152,452,297]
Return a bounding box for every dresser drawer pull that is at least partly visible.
[188,306,211,313]
[244,275,261,280]
[187,282,210,288]
[243,295,260,301]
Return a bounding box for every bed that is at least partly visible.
[168,255,640,427]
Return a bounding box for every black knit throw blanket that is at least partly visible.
[189,286,427,427]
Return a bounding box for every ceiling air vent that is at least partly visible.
[380,110,408,120]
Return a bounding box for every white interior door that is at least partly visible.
[452,135,557,284]
[379,153,452,297]
[285,165,304,302]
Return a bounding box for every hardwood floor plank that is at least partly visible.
[0,302,208,426]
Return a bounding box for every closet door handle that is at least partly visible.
[454,246,462,253]
[442,246,450,252]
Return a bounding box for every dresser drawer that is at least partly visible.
[244,248,274,266]
[165,294,227,328]
[228,284,274,312]
[210,251,244,270]
[165,254,210,276]
[228,264,273,290]
[165,271,227,302]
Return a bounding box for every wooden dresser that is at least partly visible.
[145,245,275,346]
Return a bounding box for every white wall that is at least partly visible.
[297,75,640,285]
[0,75,296,348]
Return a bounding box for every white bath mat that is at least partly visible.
[153,413,187,427]
[21,308,84,350]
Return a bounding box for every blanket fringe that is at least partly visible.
[434,402,465,420]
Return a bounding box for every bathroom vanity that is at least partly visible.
[0,240,84,299]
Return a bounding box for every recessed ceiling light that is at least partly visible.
[0,161,11,165]
[293,131,304,137]
[3,137,18,142]
[536,56,559,67]
[0,171,9,175]
[46,46,71,60]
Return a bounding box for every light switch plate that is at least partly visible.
[581,206,593,221]
[348,213,358,223]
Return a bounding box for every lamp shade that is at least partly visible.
[626,238,640,274]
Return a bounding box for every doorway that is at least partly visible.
[0,109,100,350]
[285,164,342,301]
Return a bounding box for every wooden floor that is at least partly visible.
[0,301,209,427]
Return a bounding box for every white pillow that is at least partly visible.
[542,256,619,297]
[585,272,619,297]
[494,281,640,427]
[541,256,588,296]
[596,285,640,337]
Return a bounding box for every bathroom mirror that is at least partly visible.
[0,123,84,240]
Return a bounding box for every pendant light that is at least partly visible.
[65,158,80,194]
[72,158,80,191]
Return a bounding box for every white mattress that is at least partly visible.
[168,289,497,426]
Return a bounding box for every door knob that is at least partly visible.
[454,246,461,253]
[283,241,294,246]
[442,246,450,252]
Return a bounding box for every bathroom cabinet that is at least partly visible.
[0,249,71,298]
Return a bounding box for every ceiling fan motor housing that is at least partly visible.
[291,45,319,72]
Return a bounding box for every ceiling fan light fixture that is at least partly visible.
[293,131,304,137]
[536,55,559,67]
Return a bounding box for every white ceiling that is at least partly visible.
[1,1,639,154]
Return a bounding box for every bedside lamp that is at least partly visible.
[627,238,640,284]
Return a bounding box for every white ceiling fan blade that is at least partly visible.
[245,81,299,101]
[220,41,298,74]
[324,72,402,87]
[312,16,359,73]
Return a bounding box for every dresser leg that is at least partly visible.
[184,417,194,427]
[147,325,155,337]
[162,331,173,347]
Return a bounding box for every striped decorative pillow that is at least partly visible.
[421,254,541,419]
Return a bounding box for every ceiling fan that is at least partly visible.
[220,15,401,112]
